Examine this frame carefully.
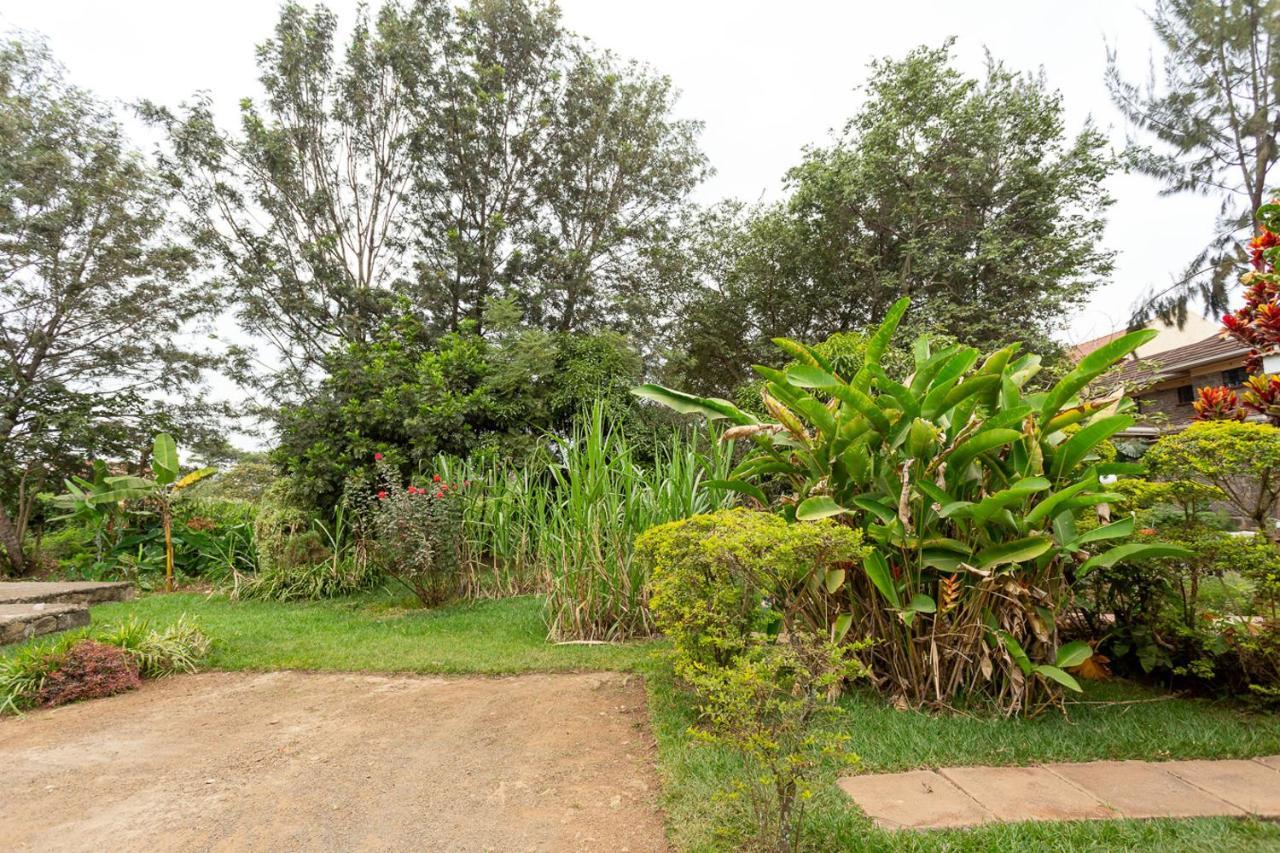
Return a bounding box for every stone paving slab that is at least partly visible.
[0,580,133,606]
[837,769,994,829]
[1048,760,1243,819]
[939,765,1117,822]
[1164,759,1280,817]
[839,757,1280,830]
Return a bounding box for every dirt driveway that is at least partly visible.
[0,671,668,852]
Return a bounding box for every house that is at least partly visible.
[1072,317,1252,438]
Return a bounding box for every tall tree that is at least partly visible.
[142,0,444,400]
[521,47,707,336]
[673,42,1114,395]
[411,0,561,334]
[1107,0,1280,324]
[148,0,707,400]
[0,38,221,574]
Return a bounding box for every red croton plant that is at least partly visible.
[1196,201,1280,423]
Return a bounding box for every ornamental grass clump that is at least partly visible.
[542,402,735,641]
[635,297,1189,715]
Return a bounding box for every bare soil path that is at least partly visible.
[0,671,668,852]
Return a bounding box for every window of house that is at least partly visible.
[1176,384,1195,404]
[1223,367,1248,386]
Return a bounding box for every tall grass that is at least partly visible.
[446,402,734,641]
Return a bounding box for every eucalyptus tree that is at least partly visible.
[1108,0,1280,323]
[0,38,220,574]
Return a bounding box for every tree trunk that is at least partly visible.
[163,501,174,593]
[0,501,26,576]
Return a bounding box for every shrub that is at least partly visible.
[641,508,870,851]
[0,616,210,713]
[236,480,378,602]
[1144,420,1280,538]
[359,460,465,607]
[35,640,141,708]
[635,297,1182,714]
[639,509,867,670]
[687,633,866,853]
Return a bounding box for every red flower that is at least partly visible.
[432,474,442,483]
[407,486,418,495]
[374,452,383,461]
[434,490,444,499]
[463,479,470,487]
[377,490,387,500]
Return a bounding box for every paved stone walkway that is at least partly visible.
[838,756,1280,829]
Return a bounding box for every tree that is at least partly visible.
[272,301,645,510]
[142,1,439,401]
[147,0,707,401]
[1107,0,1280,324]
[673,42,1113,395]
[0,38,221,575]
[1146,420,1280,542]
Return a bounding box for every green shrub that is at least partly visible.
[640,507,870,850]
[635,297,1179,715]
[639,509,866,670]
[0,615,210,714]
[357,461,465,607]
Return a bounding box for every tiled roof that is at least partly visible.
[1069,329,1126,361]
[1107,333,1250,389]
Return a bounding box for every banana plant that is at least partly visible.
[634,298,1190,714]
[55,434,215,593]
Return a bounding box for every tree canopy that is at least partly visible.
[0,37,222,572]
[1108,0,1280,324]
[145,0,706,402]
[668,42,1114,395]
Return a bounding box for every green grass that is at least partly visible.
[13,590,1280,850]
[78,590,659,674]
[647,666,1280,851]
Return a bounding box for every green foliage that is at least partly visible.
[185,460,277,503]
[144,0,705,401]
[542,403,736,641]
[1145,420,1280,536]
[0,615,209,714]
[636,298,1182,714]
[272,308,646,511]
[640,509,867,670]
[684,635,867,853]
[1107,0,1280,321]
[672,40,1113,394]
[0,36,224,576]
[238,481,379,602]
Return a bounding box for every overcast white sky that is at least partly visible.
[1,0,1230,347]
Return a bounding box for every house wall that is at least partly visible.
[1134,357,1249,428]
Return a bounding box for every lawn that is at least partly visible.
[84,590,657,674]
[20,590,1280,851]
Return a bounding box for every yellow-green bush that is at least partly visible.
[638,509,867,671]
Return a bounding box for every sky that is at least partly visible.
[0,1,1229,348]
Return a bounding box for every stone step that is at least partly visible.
[0,581,134,607]
[0,602,91,646]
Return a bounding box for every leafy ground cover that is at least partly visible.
[11,591,1280,851]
